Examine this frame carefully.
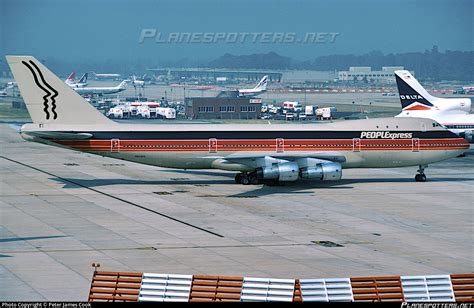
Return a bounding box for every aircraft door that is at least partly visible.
[209,138,218,153]
[353,138,361,152]
[111,139,120,153]
[412,138,420,152]
[276,138,284,153]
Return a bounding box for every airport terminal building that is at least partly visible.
[338,66,410,83]
[185,97,262,119]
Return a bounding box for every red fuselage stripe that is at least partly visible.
[53,138,469,152]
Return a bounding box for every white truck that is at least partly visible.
[316,107,336,120]
[137,106,176,119]
[136,105,154,119]
[156,107,176,119]
[106,106,130,119]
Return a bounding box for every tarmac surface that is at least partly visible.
[1,123,473,300]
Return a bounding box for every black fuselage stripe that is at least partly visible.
[79,130,457,140]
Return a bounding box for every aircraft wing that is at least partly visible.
[225,151,346,163]
[211,151,346,171]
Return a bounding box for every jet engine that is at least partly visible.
[255,162,299,181]
[299,161,342,181]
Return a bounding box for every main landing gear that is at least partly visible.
[415,165,427,182]
[234,172,284,186]
[235,172,259,185]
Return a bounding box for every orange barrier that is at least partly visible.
[88,271,142,302]
[350,276,404,302]
[451,273,474,302]
[189,275,243,302]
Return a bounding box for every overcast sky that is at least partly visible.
[1,0,472,63]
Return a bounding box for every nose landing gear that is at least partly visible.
[415,165,427,182]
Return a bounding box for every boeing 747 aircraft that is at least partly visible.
[7,56,469,184]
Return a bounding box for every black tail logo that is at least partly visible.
[22,60,59,120]
[395,74,433,109]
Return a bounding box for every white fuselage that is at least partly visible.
[73,86,126,95]
[67,81,87,88]
[19,118,469,171]
[238,88,267,97]
[427,97,471,113]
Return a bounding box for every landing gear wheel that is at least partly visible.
[415,165,428,182]
[415,174,426,182]
[235,173,242,184]
[240,174,249,185]
[249,175,259,185]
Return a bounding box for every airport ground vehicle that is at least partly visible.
[106,106,129,119]
[136,105,176,119]
[316,107,336,120]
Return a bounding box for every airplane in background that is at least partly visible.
[462,86,474,94]
[0,81,17,96]
[131,75,145,88]
[394,70,471,113]
[65,72,76,85]
[73,79,128,95]
[454,86,474,95]
[6,56,469,185]
[238,75,268,97]
[394,70,473,143]
[66,72,88,88]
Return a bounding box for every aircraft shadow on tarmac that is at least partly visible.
[0,236,67,258]
[51,170,473,197]
[0,235,68,243]
[51,177,236,188]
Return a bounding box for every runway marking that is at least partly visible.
[0,155,224,238]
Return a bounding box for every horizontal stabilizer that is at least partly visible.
[22,131,93,140]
